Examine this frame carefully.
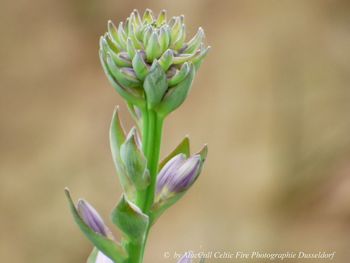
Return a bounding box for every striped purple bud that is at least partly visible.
[156,153,202,199]
[77,199,110,237]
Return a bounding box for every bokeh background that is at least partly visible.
[1,0,350,262]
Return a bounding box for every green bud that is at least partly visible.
[158,25,171,52]
[120,68,140,82]
[103,33,119,54]
[173,24,186,50]
[168,62,190,87]
[156,9,167,26]
[158,49,173,71]
[143,61,168,109]
[170,17,182,44]
[120,128,150,190]
[99,50,145,107]
[132,9,142,27]
[145,31,162,62]
[100,10,210,109]
[126,38,136,59]
[110,51,132,67]
[132,51,149,81]
[117,22,127,46]
[183,27,205,54]
[192,46,211,70]
[142,25,152,47]
[173,52,197,64]
[129,23,143,49]
[142,9,154,24]
[107,21,121,48]
[106,54,140,88]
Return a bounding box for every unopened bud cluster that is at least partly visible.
[99,9,210,114]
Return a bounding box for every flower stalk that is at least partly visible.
[66,9,209,263]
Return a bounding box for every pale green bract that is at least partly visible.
[66,9,210,263]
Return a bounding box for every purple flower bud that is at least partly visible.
[77,199,109,237]
[156,153,201,196]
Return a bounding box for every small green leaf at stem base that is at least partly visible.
[111,194,149,242]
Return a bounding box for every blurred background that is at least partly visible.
[1,0,350,262]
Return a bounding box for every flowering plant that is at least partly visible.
[65,9,209,263]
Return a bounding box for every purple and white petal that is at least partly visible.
[95,251,114,263]
[157,153,186,192]
[77,199,109,236]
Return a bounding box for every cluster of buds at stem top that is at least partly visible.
[99,9,210,115]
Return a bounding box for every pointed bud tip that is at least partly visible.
[64,187,70,196]
[112,105,120,115]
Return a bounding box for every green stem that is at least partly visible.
[144,111,163,211]
[133,107,164,263]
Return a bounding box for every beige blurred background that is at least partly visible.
[1,0,350,262]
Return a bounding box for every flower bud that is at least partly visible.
[120,127,150,190]
[156,154,202,202]
[159,25,171,52]
[110,51,132,67]
[146,31,162,62]
[156,9,167,26]
[126,37,136,59]
[106,54,141,88]
[77,199,110,237]
[183,27,205,54]
[158,49,173,71]
[132,51,149,81]
[142,9,154,24]
[100,9,210,112]
[168,62,190,87]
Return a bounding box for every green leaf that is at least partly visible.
[110,108,136,201]
[111,195,149,242]
[143,62,168,109]
[156,64,195,117]
[120,128,150,190]
[87,248,99,263]
[159,136,190,170]
[197,144,208,162]
[65,189,127,263]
